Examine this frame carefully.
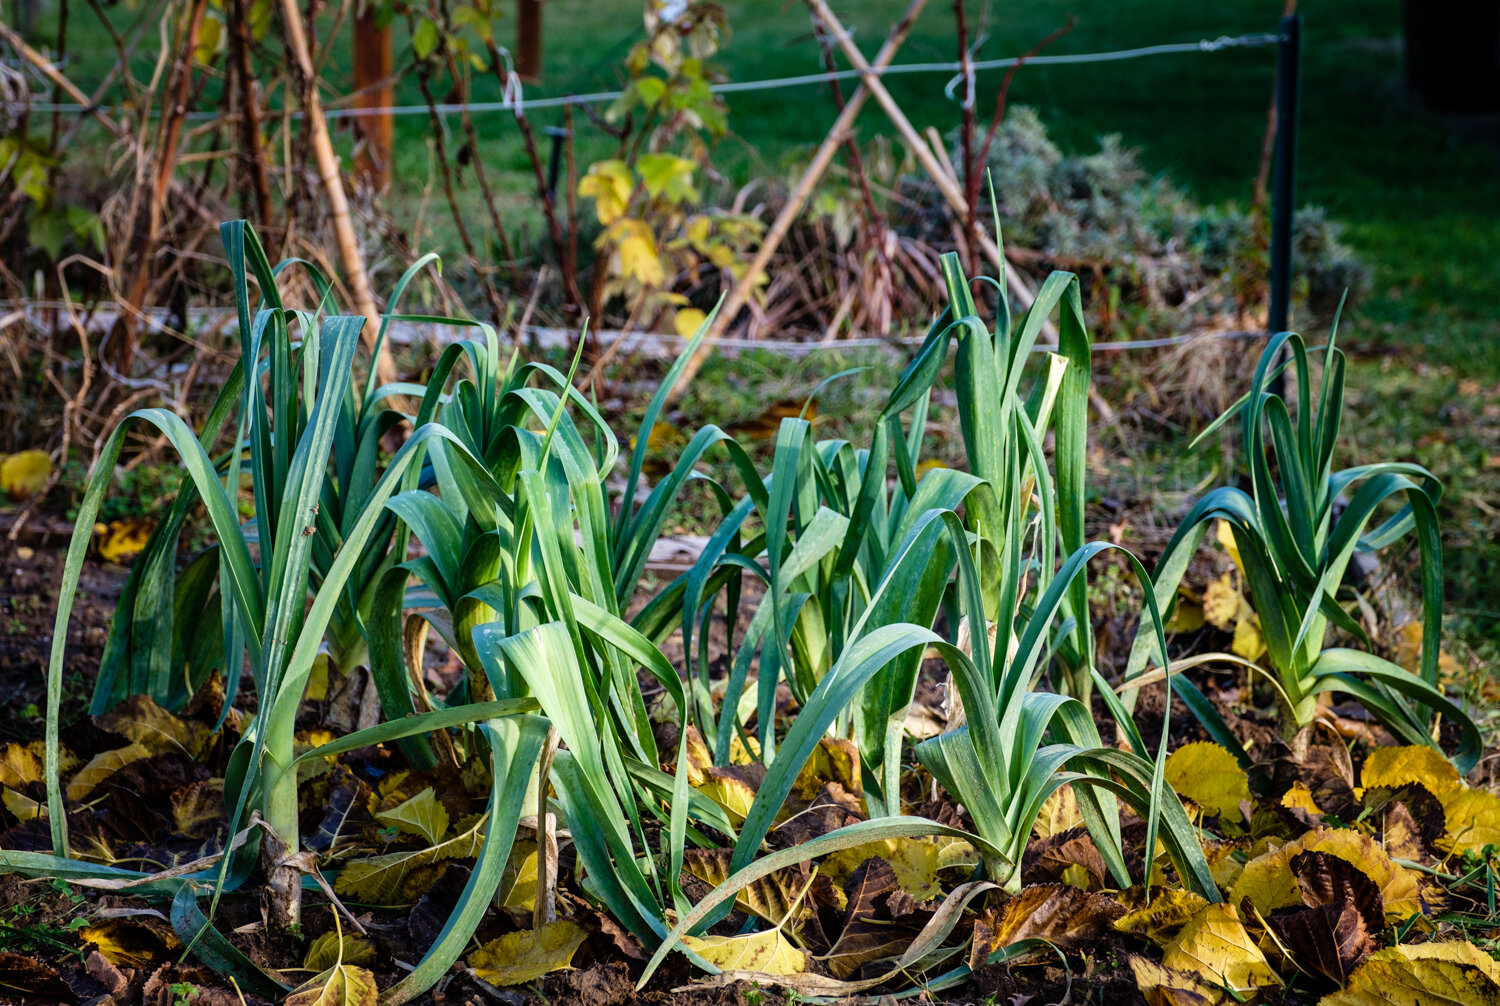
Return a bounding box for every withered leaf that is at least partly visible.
[95,695,206,758]
[171,779,224,838]
[822,857,909,978]
[80,916,181,969]
[1292,851,1385,936]
[284,963,378,1006]
[471,921,590,985]
[0,951,77,1002]
[1320,940,1500,1006]
[1267,899,1373,986]
[307,765,369,852]
[1128,954,1223,1006]
[1022,825,1109,889]
[1114,888,1211,946]
[970,884,1123,969]
[66,743,153,801]
[684,847,824,947]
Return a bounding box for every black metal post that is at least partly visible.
[543,126,570,199]
[1268,14,1302,399]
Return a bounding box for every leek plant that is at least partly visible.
[1125,325,1480,769]
[43,224,521,929]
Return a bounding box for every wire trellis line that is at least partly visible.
[6,31,1282,122]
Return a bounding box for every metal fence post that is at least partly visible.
[1268,14,1302,399]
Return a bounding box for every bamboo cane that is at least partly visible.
[278,0,396,384]
[668,0,930,401]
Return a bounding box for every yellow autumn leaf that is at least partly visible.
[1232,827,1423,923]
[577,159,633,225]
[0,450,51,499]
[1201,572,1243,631]
[1166,597,1206,635]
[1130,954,1225,1006]
[375,786,450,845]
[1161,902,1281,995]
[335,816,486,904]
[1437,789,1500,855]
[1231,615,1266,661]
[1114,889,1210,946]
[695,769,758,827]
[0,742,45,788]
[285,964,378,1006]
[79,917,180,969]
[1319,941,1500,1006]
[1216,519,1244,573]
[3,787,44,821]
[1033,783,1083,840]
[675,307,708,338]
[469,921,589,986]
[1165,741,1251,819]
[67,743,153,800]
[1361,745,1463,797]
[303,932,376,971]
[95,517,155,564]
[820,836,980,905]
[617,225,666,287]
[1282,781,1323,816]
[501,841,540,911]
[682,927,808,976]
[95,694,206,757]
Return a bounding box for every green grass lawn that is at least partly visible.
[29,0,1500,646]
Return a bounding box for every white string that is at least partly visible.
[5,31,1282,122]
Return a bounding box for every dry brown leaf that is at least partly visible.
[970,884,1122,969]
[0,951,76,1002]
[95,695,206,757]
[171,779,224,838]
[823,857,906,978]
[470,921,590,986]
[1021,826,1109,889]
[1161,902,1281,995]
[1268,899,1373,986]
[1318,941,1500,1006]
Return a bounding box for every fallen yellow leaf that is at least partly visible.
[95,517,154,564]
[675,307,708,338]
[67,743,153,801]
[682,927,808,976]
[1032,783,1083,840]
[1232,828,1422,923]
[303,931,376,971]
[1161,902,1281,995]
[0,450,51,499]
[1361,745,1463,798]
[1114,889,1210,946]
[1437,789,1500,855]
[285,963,379,1006]
[1319,941,1500,1006]
[470,921,590,985]
[1130,953,1225,1006]
[1165,742,1251,819]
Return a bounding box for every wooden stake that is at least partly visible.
[352,5,394,191]
[806,0,1043,325]
[669,0,930,400]
[279,0,396,383]
[517,0,543,81]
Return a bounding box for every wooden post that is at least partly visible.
[353,6,394,190]
[517,0,543,81]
